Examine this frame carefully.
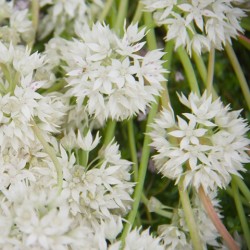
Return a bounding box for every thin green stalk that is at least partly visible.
[114,0,128,34]
[132,1,143,24]
[120,99,159,245]
[79,149,89,167]
[31,120,63,193]
[29,0,39,49]
[206,47,215,95]
[103,119,116,145]
[226,187,250,207]
[127,118,138,181]
[31,0,39,32]
[199,186,239,250]
[179,179,202,250]
[225,42,250,110]
[192,51,218,98]
[176,46,200,96]
[153,208,173,219]
[42,81,66,94]
[233,175,250,202]
[143,12,157,49]
[192,50,207,84]
[232,180,250,249]
[99,0,114,22]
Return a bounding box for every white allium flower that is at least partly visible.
[142,0,246,55]
[150,91,250,193]
[38,0,104,39]
[110,227,164,250]
[158,225,191,250]
[60,139,134,224]
[77,130,101,151]
[63,22,165,123]
[158,191,223,249]
[0,3,34,45]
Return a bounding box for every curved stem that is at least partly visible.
[232,175,250,202]
[178,179,202,250]
[29,0,39,49]
[120,98,159,245]
[206,47,215,95]
[31,120,63,193]
[132,1,143,24]
[99,0,114,22]
[232,180,250,249]
[192,50,207,84]
[226,187,250,207]
[225,42,250,110]
[114,0,128,35]
[31,0,39,32]
[198,186,239,250]
[103,119,116,145]
[177,46,200,96]
[192,51,218,99]
[127,118,138,181]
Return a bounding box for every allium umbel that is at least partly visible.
[63,22,166,123]
[150,91,250,193]
[142,0,246,55]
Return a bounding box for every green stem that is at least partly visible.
[99,0,114,22]
[232,175,250,202]
[153,208,173,219]
[41,81,66,94]
[29,0,39,49]
[31,120,63,193]
[206,47,215,95]
[232,180,250,249]
[177,46,200,96]
[132,1,143,24]
[178,179,202,250]
[225,42,250,110]
[103,119,116,145]
[192,51,218,98]
[79,149,89,167]
[199,187,239,250]
[31,0,39,32]
[143,12,157,49]
[114,0,128,35]
[120,99,159,244]
[127,118,138,181]
[226,187,250,207]
[192,50,207,84]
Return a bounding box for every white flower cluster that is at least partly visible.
[142,0,246,55]
[38,0,104,39]
[0,0,34,45]
[150,91,250,193]
[0,43,66,153]
[61,22,165,124]
[157,192,223,249]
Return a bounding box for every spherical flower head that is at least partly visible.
[150,91,250,193]
[63,22,166,124]
[142,0,246,55]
